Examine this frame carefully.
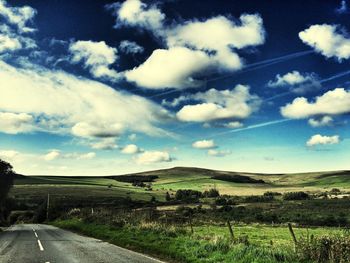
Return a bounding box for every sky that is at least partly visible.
[0,0,350,175]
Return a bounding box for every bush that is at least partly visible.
[244,195,274,202]
[175,189,202,201]
[283,191,310,200]
[203,188,220,198]
[297,234,350,263]
[263,191,282,197]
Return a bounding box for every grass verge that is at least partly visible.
[52,219,300,263]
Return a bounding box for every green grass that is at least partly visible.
[53,219,305,263]
[53,219,344,263]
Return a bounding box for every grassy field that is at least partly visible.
[52,219,346,263]
[13,167,350,199]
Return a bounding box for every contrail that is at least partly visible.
[206,119,292,139]
[207,50,313,83]
[320,69,350,83]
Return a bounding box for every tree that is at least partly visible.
[0,159,15,203]
[0,159,15,224]
[165,192,171,201]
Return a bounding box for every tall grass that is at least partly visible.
[53,218,298,263]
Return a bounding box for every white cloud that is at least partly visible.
[0,0,37,33]
[281,88,350,119]
[65,152,96,160]
[177,85,261,122]
[192,139,216,149]
[119,40,144,54]
[90,138,118,150]
[207,149,232,157]
[135,150,172,164]
[128,133,137,141]
[223,121,244,129]
[306,134,340,147]
[44,150,60,161]
[107,0,165,31]
[308,116,334,127]
[299,24,350,61]
[69,40,119,80]
[111,0,265,89]
[125,47,221,89]
[268,71,320,93]
[72,122,124,138]
[0,60,171,139]
[0,112,34,134]
[121,144,140,154]
[166,14,265,70]
[44,150,96,161]
[0,33,21,52]
[335,0,349,14]
[0,150,19,160]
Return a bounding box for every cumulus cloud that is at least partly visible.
[90,138,118,150]
[125,47,221,89]
[207,149,232,157]
[72,122,124,138]
[177,84,261,122]
[119,40,144,54]
[268,71,320,93]
[44,150,60,161]
[135,150,172,164]
[121,144,140,154]
[299,24,350,61]
[192,139,216,149]
[308,116,334,127]
[166,14,265,70]
[69,40,119,80]
[0,0,37,33]
[110,0,265,89]
[0,112,35,134]
[281,88,350,119]
[223,121,244,129]
[306,134,340,147]
[0,60,171,139]
[107,0,165,31]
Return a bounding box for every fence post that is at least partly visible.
[288,223,298,250]
[189,215,194,235]
[227,220,234,240]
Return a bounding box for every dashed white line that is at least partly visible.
[34,232,38,238]
[37,239,44,251]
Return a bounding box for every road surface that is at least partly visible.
[0,224,164,263]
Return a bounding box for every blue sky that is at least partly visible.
[0,0,350,175]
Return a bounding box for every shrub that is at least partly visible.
[263,191,282,197]
[297,234,350,263]
[175,189,202,201]
[244,195,274,202]
[203,188,220,198]
[283,191,310,200]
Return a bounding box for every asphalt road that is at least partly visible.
[0,224,164,263]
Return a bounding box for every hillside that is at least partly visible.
[13,167,350,197]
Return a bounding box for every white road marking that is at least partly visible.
[34,232,38,238]
[37,239,44,251]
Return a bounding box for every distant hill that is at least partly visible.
[13,167,350,196]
